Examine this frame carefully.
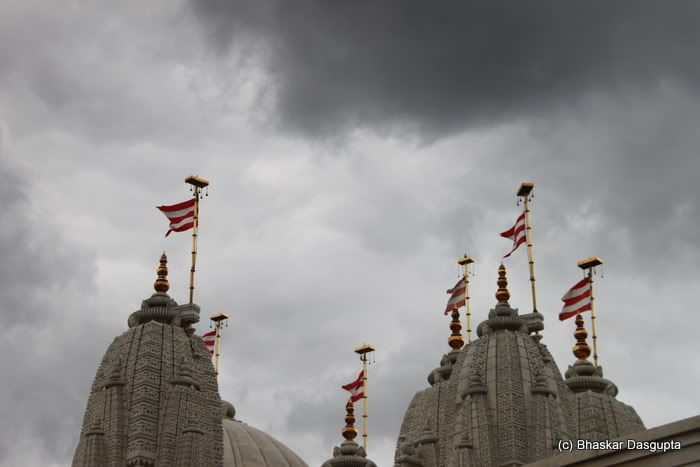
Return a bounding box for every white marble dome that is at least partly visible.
[222,401,308,467]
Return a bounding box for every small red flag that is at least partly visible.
[444,277,466,315]
[157,198,196,237]
[202,330,216,356]
[559,277,592,321]
[342,370,365,403]
[500,213,526,258]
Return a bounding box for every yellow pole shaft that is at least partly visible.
[523,196,538,312]
[362,357,368,452]
[189,187,199,304]
[214,323,222,375]
[464,266,472,343]
[589,270,599,367]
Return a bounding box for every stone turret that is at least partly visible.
[322,399,377,467]
[72,253,223,467]
[395,264,644,467]
[564,314,644,441]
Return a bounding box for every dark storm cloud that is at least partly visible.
[0,143,95,328]
[0,147,101,464]
[2,1,699,466]
[190,0,700,139]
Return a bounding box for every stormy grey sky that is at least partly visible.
[1,1,699,466]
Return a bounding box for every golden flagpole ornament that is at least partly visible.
[354,343,375,453]
[185,175,209,304]
[577,256,604,367]
[457,255,475,344]
[517,182,539,313]
[209,313,229,375]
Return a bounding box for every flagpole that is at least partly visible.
[210,313,228,375]
[518,182,538,313]
[354,343,375,452]
[577,257,603,367]
[458,255,474,343]
[185,175,209,304]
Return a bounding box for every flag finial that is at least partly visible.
[342,399,358,441]
[448,309,464,350]
[572,314,591,361]
[496,263,510,303]
[154,252,169,293]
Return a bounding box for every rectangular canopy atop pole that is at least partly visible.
[185,175,209,188]
[578,257,604,270]
[458,255,474,266]
[354,344,375,356]
[210,312,229,322]
[517,182,534,197]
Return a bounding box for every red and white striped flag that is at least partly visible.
[202,330,216,356]
[444,277,466,315]
[342,370,365,403]
[157,198,196,237]
[500,213,526,258]
[559,277,592,321]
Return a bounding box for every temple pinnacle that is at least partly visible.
[572,314,591,361]
[341,399,358,441]
[154,252,169,293]
[448,309,464,350]
[495,263,510,303]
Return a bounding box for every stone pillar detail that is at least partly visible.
[174,420,205,467]
[156,357,201,466]
[416,420,439,467]
[103,360,126,467]
[83,420,107,467]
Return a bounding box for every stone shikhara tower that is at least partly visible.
[72,253,224,466]
[395,264,645,467]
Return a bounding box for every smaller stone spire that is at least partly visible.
[495,263,510,303]
[565,314,618,396]
[321,399,377,467]
[104,359,125,389]
[154,252,169,293]
[171,357,201,390]
[572,314,591,362]
[342,399,358,441]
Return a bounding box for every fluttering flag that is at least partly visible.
[157,198,196,237]
[444,277,466,315]
[342,370,365,403]
[202,330,216,356]
[500,213,526,258]
[559,277,592,321]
